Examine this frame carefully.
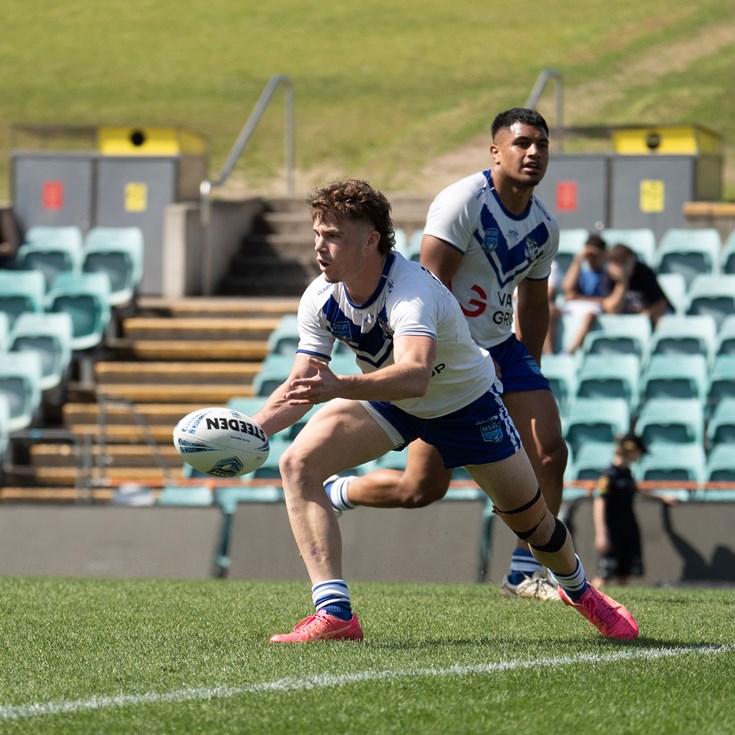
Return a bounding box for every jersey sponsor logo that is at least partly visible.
[457,283,488,318]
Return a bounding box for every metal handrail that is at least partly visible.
[525,69,564,147]
[199,74,295,224]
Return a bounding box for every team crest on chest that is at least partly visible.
[524,236,543,262]
[331,319,352,340]
[481,228,499,255]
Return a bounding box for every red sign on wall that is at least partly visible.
[556,181,578,212]
[42,180,64,210]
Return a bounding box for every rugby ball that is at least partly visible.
[172,407,270,477]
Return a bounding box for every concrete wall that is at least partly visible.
[162,197,264,298]
[0,500,733,587]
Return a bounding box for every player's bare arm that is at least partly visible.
[286,334,436,405]
[515,278,550,365]
[419,234,463,286]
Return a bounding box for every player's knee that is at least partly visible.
[527,516,568,553]
[395,473,448,508]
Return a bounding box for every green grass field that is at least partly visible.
[1,1,734,198]
[1,577,733,734]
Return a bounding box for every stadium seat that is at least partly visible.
[82,226,144,306]
[405,229,424,261]
[46,272,112,351]
[0,394,10,460]
[24,225,84,249]
[685,275,735,330]
[394,227,410,258]
[567,441,615,481]
[638,442,706,496]
[581,313,651,359]
[714,315,735,358]
[563,398,630,454]
[638,354,708,405]
[266,313,300,355]
[540,353,578,416]
[16,239,84,291]
[656,272,688,315]
[555,228,588,276]
[645,314,717,364]
[0,270,45,328]
[720,229,735,275]
[0,350,43,432]
[9,312,74,391]
[601,227,656,266]
[575,354,640,409]
[706,355,735,417]
[705,398,735,448]
[635,398,704,447]
[654,227,721,289]
[252,354,295,396]
[157,485,213,506]
[704,444,735,484]
[0,312,9,353]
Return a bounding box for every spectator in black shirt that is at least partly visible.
[603,243,672,326]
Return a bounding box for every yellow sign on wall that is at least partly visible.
[640,179,665,213]
[125,182,148,212]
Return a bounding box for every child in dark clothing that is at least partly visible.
[592,432,679,587]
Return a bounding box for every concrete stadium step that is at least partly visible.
[94,362,262,385]
[29,443,183,469]
[107,340,269,361]
[0,487,115,504]
[6,465,185,487]
[136,296,300,319]
[91,383,255,404]
[63,402,215,425]
[121,316,281,340]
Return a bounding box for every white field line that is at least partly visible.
[1,643,733,722]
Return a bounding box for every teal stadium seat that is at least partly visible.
[646,314,717,364]
[581,313,651,359]
[567,441,616,481]
[704,444,735,485]
[46,272,112,351]
[655,227,721,289]
[540,353,578,416]
[721,230,735,274]
[405,229,424,262]
[638,442,706,496]
[601,228,656,266]
[16,239,83,291]
[635,398,704,447]
[685,275,735,330]
[0,312,9,353]
[252,354,295,397]
[706,355,735,416]
[266,314,299,355]
[0,350,43,432]
[563,398,630,454]
[555,229,588,276]
[157,485,213,506]
[82,226,144,306]
[0,394,10,460]
[575,354,640,410]
[705,398,735,448]
[9,312,74,391]
[638,354,708,405]
[656,273,688,315]
[393,227,410,259]
[0,270,45,328]
[24,225,83,249]
[714,316,735,358]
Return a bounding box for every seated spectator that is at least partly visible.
[0,207,20,269]
[603,244,672,326]
[546,233,612,354]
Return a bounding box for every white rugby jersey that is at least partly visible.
[424,169,560,348]
[296,251,498,418]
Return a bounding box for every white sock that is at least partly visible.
[326,475,356,511]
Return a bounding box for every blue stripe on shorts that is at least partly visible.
[489,334,550,393]
[367,388,521,469]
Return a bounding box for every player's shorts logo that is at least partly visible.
[477,417,503,443]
